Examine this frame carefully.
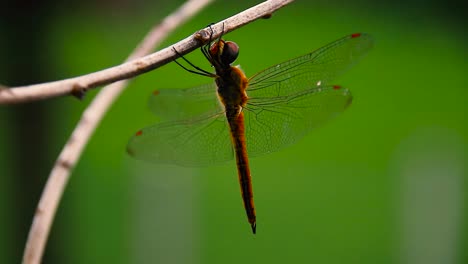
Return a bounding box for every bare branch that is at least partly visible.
[21,1,215,263]
[1,0,294,105]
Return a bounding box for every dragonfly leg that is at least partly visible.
[172,47,215,77]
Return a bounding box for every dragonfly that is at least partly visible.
[127,30,373,234]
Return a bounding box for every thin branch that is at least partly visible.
[21,1,215,263]
[0,0,294,105]
[22,0,295,263]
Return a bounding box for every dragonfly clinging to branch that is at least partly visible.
[127,28,373,234]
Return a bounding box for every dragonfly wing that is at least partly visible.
[127,110,234,167]
[148,83,221,121]
[244,85,352,157]
[247,33,373,98]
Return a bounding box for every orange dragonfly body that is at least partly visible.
[127,31,373,234]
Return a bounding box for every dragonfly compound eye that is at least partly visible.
[221,41,239,65]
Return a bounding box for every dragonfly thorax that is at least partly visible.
[215,66,249,109]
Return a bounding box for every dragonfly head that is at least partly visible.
[210,39,239,67]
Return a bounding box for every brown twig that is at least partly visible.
[22,0,295,263]
[21,1,216,263]
[1,0,294,105]
[21,0,295,263]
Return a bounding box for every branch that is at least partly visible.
[21,1,215,263]
[22,0,295,263]
[0,0,294,105]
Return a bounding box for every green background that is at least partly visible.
[1,0,466,263]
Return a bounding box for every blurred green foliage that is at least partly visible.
[1,0,466,263]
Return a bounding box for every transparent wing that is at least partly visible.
[128,85,352,166]
[247,33,373,98]
[127,110,234,167]
[244,85,352,157]
[128,34,370,166]
[148,83,220,121]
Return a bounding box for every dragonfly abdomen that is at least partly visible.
[225,107,256,234]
